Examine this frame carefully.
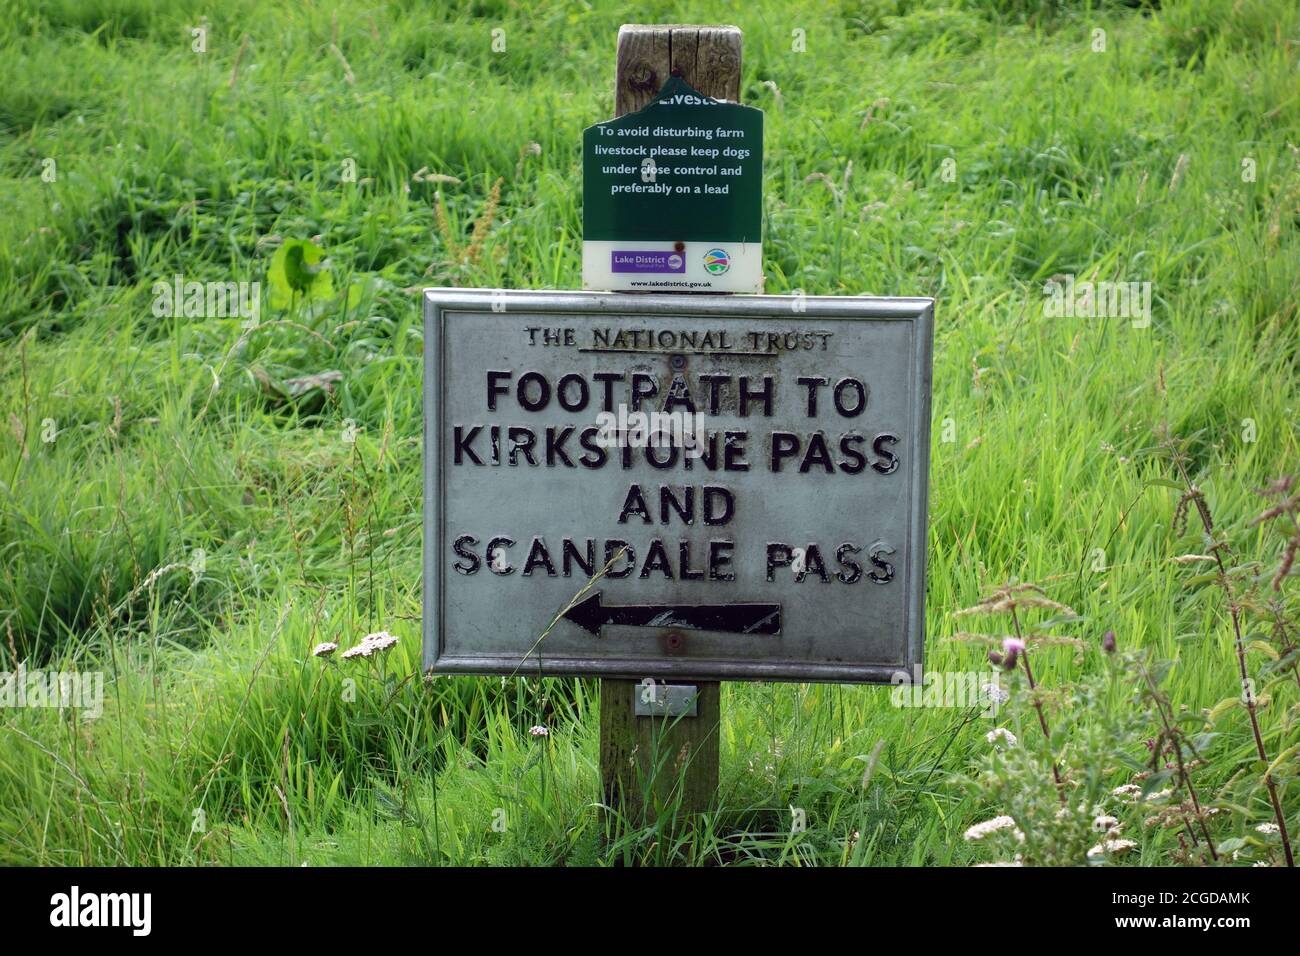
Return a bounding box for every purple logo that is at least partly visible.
[611,251,686,274]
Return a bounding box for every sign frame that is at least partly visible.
[422,288,934,684]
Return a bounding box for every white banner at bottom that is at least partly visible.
[582,240,762,293]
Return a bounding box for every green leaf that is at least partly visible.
[268,239,335,310]
[345,281,366,310]
[1208,696,1240,720]
[1140,770,1173,797]
[1267,745,1298,777]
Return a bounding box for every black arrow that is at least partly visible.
[562,592,781,637]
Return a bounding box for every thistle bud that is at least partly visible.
[1000,637,1024,671]
[1102,630,1116,654]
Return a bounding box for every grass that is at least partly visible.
[0,0,1298,865]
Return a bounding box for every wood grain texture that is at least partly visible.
[601,24,741,824]
[615,24,740,115]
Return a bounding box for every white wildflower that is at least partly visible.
[361,630,398,652]
[312,642,338,657]
[981,681,1010,705]
[341,630,399,659]
[964,815,1018,841]
[986,728,1018,747]
[1256,822,1280,834]
[1087,838,1137,858]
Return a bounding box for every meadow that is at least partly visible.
[0,0,1297,866]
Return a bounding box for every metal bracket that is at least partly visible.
[634,681,699,718]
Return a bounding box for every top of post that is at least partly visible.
[616,24,742,116]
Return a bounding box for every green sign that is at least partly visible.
[582,77,764,292]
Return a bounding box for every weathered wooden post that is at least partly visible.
[597,25,742,826]
[613,25,741,116]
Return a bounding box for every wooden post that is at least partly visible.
[599,677,720,822]
[614,24,741,116]
[600,24,741,828]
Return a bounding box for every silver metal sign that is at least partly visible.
[423,289,933,683]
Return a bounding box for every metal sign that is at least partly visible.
[582,76,763,293]
[423,289,933,683]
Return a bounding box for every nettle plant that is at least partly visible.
[1159,429,1295,866]
[1191,475,1298,867]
